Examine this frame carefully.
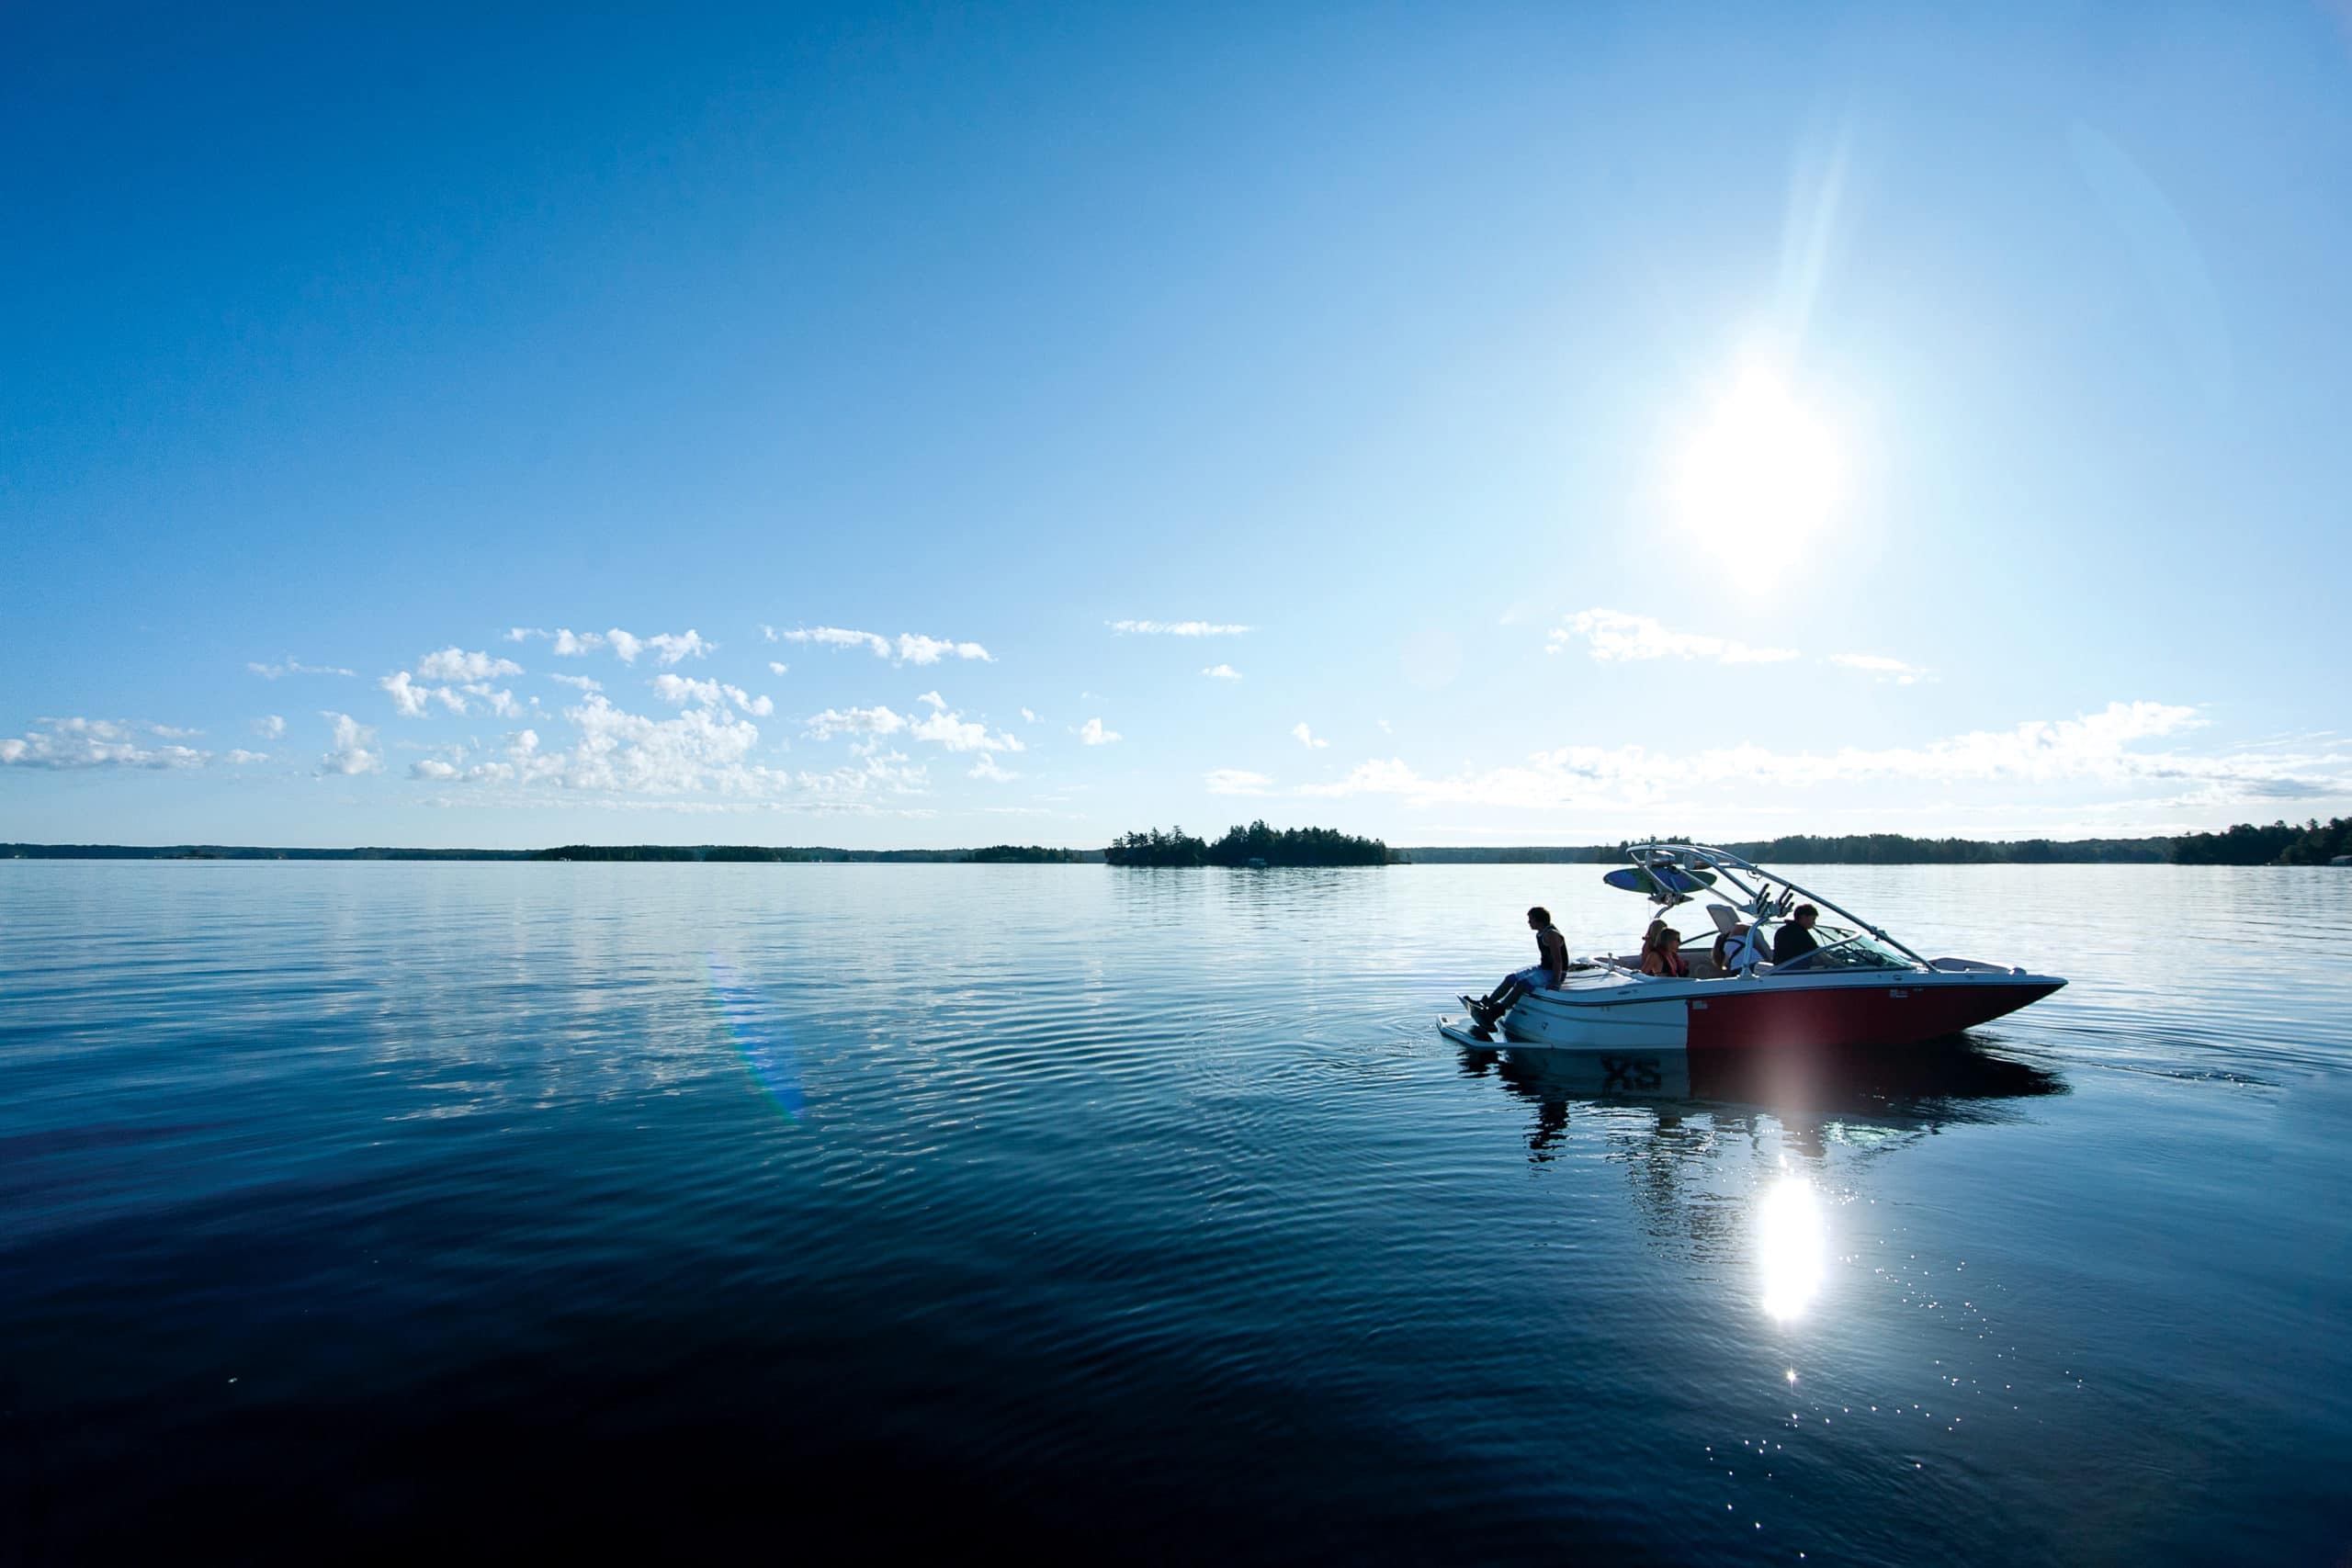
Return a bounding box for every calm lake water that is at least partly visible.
[3,862,2347,1562]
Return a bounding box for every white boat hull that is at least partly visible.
[1454,965,2064,1053]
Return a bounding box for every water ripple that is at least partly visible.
[1,861,2346,1561]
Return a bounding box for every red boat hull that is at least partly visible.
[1681,979,2063,1050]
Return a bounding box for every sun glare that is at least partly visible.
[1758,1173,1826,1322]
[1671,366,1845,558]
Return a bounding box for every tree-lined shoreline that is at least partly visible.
[6,818,2346,865]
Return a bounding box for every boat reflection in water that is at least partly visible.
[1459,1036,2066,1141]
[1456,1038,2068,1321]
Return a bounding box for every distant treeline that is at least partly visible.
[1731,833,2171,865]
[8,821,2346,866]
[533,843,1096,863]
[1404,824,2352,865]
[0,843,536,861]
[0,842,1099,863]
[1104,821,1391,867]
[1397,835,2170,864]
[2169,818,2352,866]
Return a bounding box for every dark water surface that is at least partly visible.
[4,863,2347,1562]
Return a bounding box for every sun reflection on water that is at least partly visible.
[1758,1173,1826,1321]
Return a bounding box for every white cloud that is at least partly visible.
[226,749,269,764]
[1830,652,1932,684]
[787,626,899,658]
[593,625,710,662]
[917,690,946,709]
[560,696,765,793]
[1079,717,1121,745]
[1021,707,1039,723]
[910,710,1024,753]
[809,749,930,799]
[248,657,356,679]
[461,683,524,717]
[643,629,712,666]
[403,732,507,784]
[807,703,1020,755]
[768,661,788,676]
[317,712,382,776]
[1292,702,2352,811]
[381,671,432,718]
[649,674,774,717]
[1205,769,1274,795]
[417,647,524,682]
[384,672,476,717]
[779,626,993,665]
[253,715,287,739]
[653,673,726,707]
[550,673,602,693]
[1202,664,1242,680]
[480,628,586,652]
[406,730,544,784]
[894,633,990,665]
[505,623,705,666]
[0,717,211,770]
[969,753,1020,782]
[1109,619,1250,637]
[322,683,957,807]
[805,705,908,741]
[1377,718,1393,734]
[1292,722,1329,749]
[1546,609,1800,665]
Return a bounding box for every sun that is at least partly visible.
[1670,365,1845,558]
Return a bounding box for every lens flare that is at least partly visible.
[1758,1174,1825,1321]
[707,953,806,1119]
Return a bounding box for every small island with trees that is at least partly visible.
[1104,820,1392,867]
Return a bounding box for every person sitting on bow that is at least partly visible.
[1470,906,1569,1031]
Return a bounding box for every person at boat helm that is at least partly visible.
[1772,904,1822,964]
[1470,907,1569,1029]
[1641,927,1690,977]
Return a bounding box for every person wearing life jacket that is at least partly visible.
[1641,927,1690,977]
[1712,921,1769,968]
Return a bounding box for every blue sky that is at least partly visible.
[4,3,2347,848]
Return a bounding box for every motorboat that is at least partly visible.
[1442,842,2064,1052]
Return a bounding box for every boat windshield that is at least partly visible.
[1771,925,1917,973]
